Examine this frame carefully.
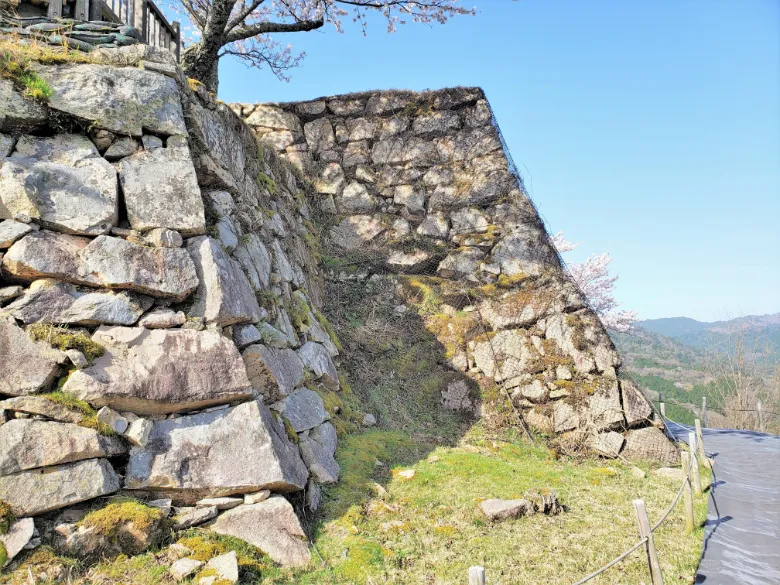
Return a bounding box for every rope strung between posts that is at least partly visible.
[565,428,698,585]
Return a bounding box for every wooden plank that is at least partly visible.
[468,566,486,585]
[88,0,103,22]
[634,499,664,585]
[702,396,708,427]
[132,0,145,36]
[681,452,695,533]
[47,0,63,19]
[74,0,88,20]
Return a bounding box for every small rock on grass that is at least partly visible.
[147,498,172,517]
[654,467,684,480]
[362,413,377,427]
[170,557,204,581]
[0,517,35,566]
[481,498,534,522]
[203,550,238,584]
[396,469,416,480]
[631,467,647,479]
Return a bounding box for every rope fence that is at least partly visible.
[658,392,778,433]
[467,415,707,585]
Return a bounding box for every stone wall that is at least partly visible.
[0,44,343,568]
[232,89,676,464]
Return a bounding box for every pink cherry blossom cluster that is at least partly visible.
[551,232,638,333]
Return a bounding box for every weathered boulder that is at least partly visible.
[471,329,533,382]
[329,215,385,250]
[2,232,199,301]
[591,431,625,458]
[480,498,533,522]
[125,400,308,501]
[56,502,167,560]
[441,379,473,411]
[186,236,263,326]
[298,422,340,484]
[33,63,187,136]
[79,235,200,300]
[298,341,339,390]
[0,458,120,516]
[491,225,560,277]
[0,220,35,249]
[0,317,65,396]
[0,518,35,567]
[620,380,653,427]
[622,427,679,465]
[119,138,206,236]
[242,345,304,402]
[0,419,125,476]
[1,230,87,284]
[210,498,311,568]
[0,79,47,133]
[5,279,153,326]
[0,396,83,423]
[0,134,117,235]
[586,381,625,431]
[271,388,328,433]
[62,326,253,415]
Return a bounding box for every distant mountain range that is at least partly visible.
[612,313,780,427]
[636,313,780,371]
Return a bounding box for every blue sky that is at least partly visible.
[216,0,780,322]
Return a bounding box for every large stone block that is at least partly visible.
[0,134,118,235]
[0,458,120,516]
[0,419,125,476]
[2,232,199,300]
[0,220,35,249]
[0,317,65,396]
[0,79,47,133]
[125,400,308,501]
[271,388,328,433]
[622,427,679,466]
[186,236,263,326]
[233,234,272,290]
[242,345,305,402]
[298,422,339,484]
[5,279,153,326]
[62,326,253,415]
[210,498,311,568]
[33,63,187,136]
[621,380,653,427]
[119,138,205,236]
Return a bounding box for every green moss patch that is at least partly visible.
[27,324,105,362]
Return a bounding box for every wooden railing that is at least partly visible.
[47,0,180,61]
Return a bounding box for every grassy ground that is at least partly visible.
[254,425,710,585]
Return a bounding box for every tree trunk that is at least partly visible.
[181,42,221,94]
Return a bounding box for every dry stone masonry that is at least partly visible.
[0,43,343,569]
[233,88,675,463]
[0,41,675,575]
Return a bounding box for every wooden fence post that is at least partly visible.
[694,418,709,469]
[701,397,707,427]
[132,0,146,38]
[659,393,665,418]
[680,452,695,533]
[758,400,765,433]
[468,566,486,585]
[634,499,664,585]
[688,431,702,494]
